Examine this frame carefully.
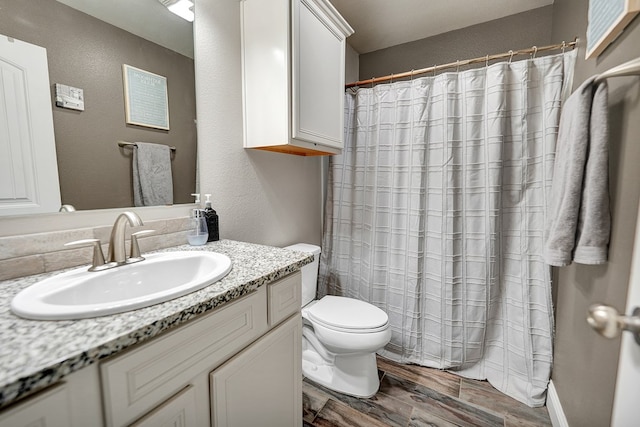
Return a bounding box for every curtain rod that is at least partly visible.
[345,38,578,89]
[117,140,176,152]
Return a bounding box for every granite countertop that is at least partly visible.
[0,239,313,409]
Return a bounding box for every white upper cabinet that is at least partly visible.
[241,0,353,156]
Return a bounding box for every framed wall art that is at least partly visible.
[586,0,640,59]
[122,64,170,130]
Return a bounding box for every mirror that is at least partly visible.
[0,0,197,212]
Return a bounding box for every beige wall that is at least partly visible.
[550,2,640,426]
[0,0,197,210]
[359,6,554,80]
[194,0,322,248]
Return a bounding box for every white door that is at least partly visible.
[0,34,61,216]
[610,199,640,427]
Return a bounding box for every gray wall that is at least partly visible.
[359,6,554,80]
[0,0,197,210]
[194,0,322,247]
[550,2,640,426]
[345,43,360,84]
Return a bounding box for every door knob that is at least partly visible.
[587,304,640,344]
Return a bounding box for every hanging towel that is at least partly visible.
[132,142,174,207]
[544,76,610,266]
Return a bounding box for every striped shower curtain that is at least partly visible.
[318,51,576,406]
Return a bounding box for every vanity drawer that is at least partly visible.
[101,287,268,427]
[267,271,301,327]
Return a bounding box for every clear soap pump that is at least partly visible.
[187,208,208,246]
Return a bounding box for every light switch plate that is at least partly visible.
[55,83,84,111]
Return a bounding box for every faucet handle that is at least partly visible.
[129,230,155,261]
[64,238,107,271]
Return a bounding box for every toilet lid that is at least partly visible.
[307,296,388,331]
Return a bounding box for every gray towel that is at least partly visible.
[544,76,610,266]
[132,142,174,207]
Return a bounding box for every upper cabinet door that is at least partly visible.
[0,35,61,215]
[241,0,353,156]
[292,0,349,150]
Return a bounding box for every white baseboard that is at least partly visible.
[547,380,569,427]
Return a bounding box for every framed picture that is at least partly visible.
[586,0,640,59]
[122,64,170,130]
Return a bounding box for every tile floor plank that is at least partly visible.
[303,380,331,423]
[310,399,391,427]
[304,377,412,427]
[376,356,461,398]
[379,373,504,427]
[459,378,551,426]
[409,407,462,427]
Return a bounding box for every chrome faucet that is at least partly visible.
[107,211,144,264]
[59,204,76,212]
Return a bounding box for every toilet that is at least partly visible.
[285,243,392,398]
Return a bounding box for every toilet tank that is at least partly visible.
[284,243,320,307]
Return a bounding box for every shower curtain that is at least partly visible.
[318,51,577,406]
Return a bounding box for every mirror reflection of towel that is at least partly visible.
[132,142,174,207]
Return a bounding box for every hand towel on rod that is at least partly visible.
[544,76,610,266]
[132,142,174,207]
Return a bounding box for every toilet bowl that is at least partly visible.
[285,243,391,398]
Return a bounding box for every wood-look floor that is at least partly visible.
[303,356,552,427]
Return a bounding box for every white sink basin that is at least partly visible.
[11,251,232,320]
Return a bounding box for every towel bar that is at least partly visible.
[117,141,176,152]
[595,57,640,83]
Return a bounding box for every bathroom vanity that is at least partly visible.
[0,240,311,427]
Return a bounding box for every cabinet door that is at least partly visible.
[292,0,349,150]
[0,385,71,427]
[131,386,197,427]
[210,314,302,427]
[101,288,267,427]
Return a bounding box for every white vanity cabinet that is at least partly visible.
[0,272,303,427]
[101,272,303,427]
[210,274,302,426]
[241,0,354,156]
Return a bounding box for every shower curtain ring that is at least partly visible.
[532,46,538,58]
[456,60,460,72]
[508,50,514,64]
[485,55,489,67]
[433,65,437,77]
[390,72,394,83]
[410,69,415,81]
[371,77,375,88]
[561,41,566,53]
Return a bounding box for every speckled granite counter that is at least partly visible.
[0,240,313,409]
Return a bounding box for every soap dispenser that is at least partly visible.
[187,208,208,246]
[203,194,219,242]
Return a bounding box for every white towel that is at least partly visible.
[132,142,174,207]
[544,76,610,266]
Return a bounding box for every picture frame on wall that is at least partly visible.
[122,64,170,130]
[586,0,640,59]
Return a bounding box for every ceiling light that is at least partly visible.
[158,0,194,22]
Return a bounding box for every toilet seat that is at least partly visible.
[306,296,389,333]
